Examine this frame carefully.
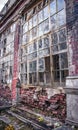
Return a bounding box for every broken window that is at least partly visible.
[43,6,49,20]
[29,73,37,84]
[43,19,49,34]
[54,71,60,81]
[50,14,57,30]
[43,36,49,48]
[53,55,59,70]
[50,0,56,15]
[45,56,50,71]
[38,39,43,50]
[38,10,44,23]
[60,53,68,69]
[39,72,44,82]
[39,58,45,71]
[46,72,51,83]
[25,63,27,72]
[33,15,37,27]
[57,0,64,11]
[57,9,65,26]
[61,70,68,82]
[29,62,33,72]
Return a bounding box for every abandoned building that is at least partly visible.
[0,0,78,125]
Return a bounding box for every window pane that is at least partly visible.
[60,53,68,69]
[29,18,33,30]
[50,0,56,15]
[33,15,37,27]
[33,61,37,72]
[33,41,37,51]
[54,71,60,81]
[44,36,49,48]
[28,44,33,53]
[43,19,49,34]
[53,55,59,70]
[39,72,44,82]
[44,6,49,20]
[59,29,66,43]
[29,62,32,72]
[38,50,44,57]
[38,10,44,23]
[61,70,68,81]
[32,52,37,59]
[38,23,44,36]
[39,58,45,71]
[59,43,67,50]
[58,9,66,27]
[57,0,64,11]
[50,15,57,30]
[52,45,58,53]
[26,32,30,43]
[23,22,28,33]
[22,34,26,45]
[51,32,58,45]
[44,48,50,56]
[29,30,32,41]
[32,27,37,38]
[38,39,43,49]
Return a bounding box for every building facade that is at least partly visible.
[0,0,69,88]
[0,0,78,124]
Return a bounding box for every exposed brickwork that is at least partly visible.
[66,0,78,75]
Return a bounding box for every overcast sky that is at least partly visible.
[0,0,8,11]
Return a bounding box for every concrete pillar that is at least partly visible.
[65,0,78,125]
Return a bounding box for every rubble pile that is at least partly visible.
[21,88,66,122]
[0,84,12,106]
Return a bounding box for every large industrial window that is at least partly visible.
[20,0,67,87]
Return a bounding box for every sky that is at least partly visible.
[0,0,8,11]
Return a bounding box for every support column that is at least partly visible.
[12,17,21,105]
[65,0,78,125]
